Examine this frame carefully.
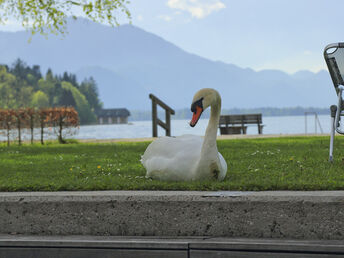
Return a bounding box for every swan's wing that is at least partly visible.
[217,152,228,181]
[141,135,203,181]
[141,135,203,164]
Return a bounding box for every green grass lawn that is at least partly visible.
[1,136,344,191]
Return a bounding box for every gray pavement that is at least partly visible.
[1,235,344,258]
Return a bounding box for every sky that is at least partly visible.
[1,0,344,74]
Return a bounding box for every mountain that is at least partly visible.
[0,18,335,110]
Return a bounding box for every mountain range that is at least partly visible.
[0,18,335,110]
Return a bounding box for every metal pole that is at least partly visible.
[329,105,337,162]
[329,116,335,162]
[315,113,317,134]
[316,114,324,134]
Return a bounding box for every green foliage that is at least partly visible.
[61,81,96,124]
[80,77,102,113]
[0,0,131,35]
[0,59,102,124]
[0,136,343,191]
[0,66,16,108]
[31,90,49,108]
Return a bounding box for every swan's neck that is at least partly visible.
[201,98,221,157]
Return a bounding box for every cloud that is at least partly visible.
[158,15,173,22]
[167,0,225,19]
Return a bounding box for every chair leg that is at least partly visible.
[329,105,337,162]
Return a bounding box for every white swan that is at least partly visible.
[141,88,227,181]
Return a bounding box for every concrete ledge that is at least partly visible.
[1,235,344,258]
[0,191,344,239]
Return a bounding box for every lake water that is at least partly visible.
[74,114,331,139]
[0,114,331,141]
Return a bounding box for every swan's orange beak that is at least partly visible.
[190,106,203,127]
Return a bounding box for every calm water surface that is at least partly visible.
[0,115,331,141]
[75,114,331,139]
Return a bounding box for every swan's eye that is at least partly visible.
[191,97,203,113]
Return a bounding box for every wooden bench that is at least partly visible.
[219,114,264,135]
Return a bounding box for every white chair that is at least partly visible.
[324,43,344,161]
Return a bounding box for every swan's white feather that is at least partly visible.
[141,135,202,181]
[141,134,227,181]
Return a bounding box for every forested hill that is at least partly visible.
[0,59,102,124]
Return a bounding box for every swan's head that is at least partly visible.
[190,88,220,127]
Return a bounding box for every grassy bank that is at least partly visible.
[0,136,344,191]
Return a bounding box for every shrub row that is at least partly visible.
[0,107,79,146]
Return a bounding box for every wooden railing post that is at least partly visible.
[149,94,175,137]
[152,98,157,137]
[165,110,171,136]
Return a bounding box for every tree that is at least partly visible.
[61,81,95,124]
[13,108,27,145]
[47,107,79,144]
[61,72,78,88]
[80,77,102,113]
[59,88,77,107]
[0,109,15,146]
[25,108,36,144]
[10,59,28,80]
[38,108,50,145]
[38,69,56,105]
[0,66,16,109]
[31,90,49,108]
[0,1,131,35]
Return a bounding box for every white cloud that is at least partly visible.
[158,15,173,22]
[167,0,225,19]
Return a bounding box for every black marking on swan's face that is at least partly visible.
[191,97,203,113]
[190,97,204,127]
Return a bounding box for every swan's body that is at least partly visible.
[141,88,227,181]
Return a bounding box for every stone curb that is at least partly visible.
[0,191,343,240]
[1,235,344,258]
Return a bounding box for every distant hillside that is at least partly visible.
[0,18,335,110]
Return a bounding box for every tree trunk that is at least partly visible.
[17,118,21,146]
[58,118,65,144]
[40,121,44,145]
[6,125,10,147]
[30,116,34,144]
